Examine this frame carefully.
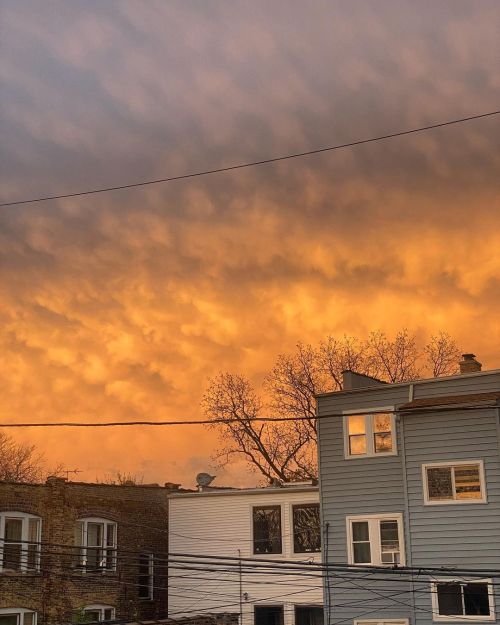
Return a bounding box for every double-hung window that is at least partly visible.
[292,504,321,553]
[74,518,117,571]
[431,580,495,621]
[344,411,396,458]
[0,609,37,625]
[253,506,282,554]
[347,514,405,565]
[0,512,41,572]
[423,461,486,504]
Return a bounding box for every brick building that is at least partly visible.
[0,476,179,624]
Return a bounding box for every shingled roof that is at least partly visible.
[399,391,500,411]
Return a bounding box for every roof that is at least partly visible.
[316,367,500,399]
[168,484,319,499]
[399,391,500,411]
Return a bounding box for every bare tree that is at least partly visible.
[203,373,316,482]
[0,431,62,483]
[318,335,374,389]
[99,471,145,486]
[367,329,421,382]
[424,332,461,377]
[204,330,462,483]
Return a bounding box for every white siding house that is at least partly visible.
[168,484,323,625]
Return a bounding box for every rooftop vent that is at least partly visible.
[459,353,482,374]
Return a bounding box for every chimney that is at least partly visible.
[342,370,385,391]
[459,353,482,374]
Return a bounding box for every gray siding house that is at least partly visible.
[317,355,500,625]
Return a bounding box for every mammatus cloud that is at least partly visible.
[1,0,499,486]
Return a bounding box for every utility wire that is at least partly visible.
[0,402,495,428]
[1,110,498,208]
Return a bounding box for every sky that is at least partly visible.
[1,0,499,488]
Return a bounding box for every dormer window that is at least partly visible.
[0,512,41,573]
[344,411,396,458]
[74,518,117,572]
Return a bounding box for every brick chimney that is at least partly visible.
[459,353,482,374]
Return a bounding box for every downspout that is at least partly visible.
[238,548,243,625]
[399,405,417,625]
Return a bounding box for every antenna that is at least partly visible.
[196,472,215,489]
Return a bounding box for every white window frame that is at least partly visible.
[75,517,117,572]
[343,408,397,459]
[431,578,495,622]
[422,460,487,505]
[346,513,405,566]
[0,512,42,573]
[355,620,409,625]
[81,605,116,622]
[0,608,37,624]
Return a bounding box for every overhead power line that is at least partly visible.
[1,110,499,208]
[0,402,496,428]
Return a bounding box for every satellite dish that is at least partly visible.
[196,472,216,487]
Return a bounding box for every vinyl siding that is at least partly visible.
[168,488,323,625]
[318,370,500,625]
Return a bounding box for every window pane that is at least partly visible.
[464,583,490,616]
[87,523,103,547]
[293,504,321,553]
[253,506,282,554]
[24,616,35,625]
[255,606,284,625]
[454,465,482,499]
[353,542,371,563]
[103,609,114,620]
[352,522,369,541]
[427,467,453,500]
[295,606,324,625]
[348,415,366,435]
[373,413,391,433]
[106,524,115,547]
[83,611,100,622]
[380,520,400,554]
[374,432,393,453]
[3,544,22,570]
[437,582,463,615]
[138,553,152,598]
[86,547,101,569]
[0,615,19,625]
[349,434,367,455]
[4,518,23,541]
[28,518,40,542]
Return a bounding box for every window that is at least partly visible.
[72,606,115,623]
[344,411,395,458]
[355,620,409,625]
[295,606,324,625]
[431,580,495,621]
[255,606,284,625]
[74,518,117,571]
[347,514,405,565]
[423,461,486,504]
[0,609,37,625]
[292,504,321,553]
[253,506,282,554]
[0,512,41,572]
[138,553,154,599]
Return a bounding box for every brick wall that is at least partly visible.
[0,477,174,624]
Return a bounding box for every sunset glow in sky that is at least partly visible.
[1,1,499,487]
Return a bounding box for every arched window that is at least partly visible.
[73,605,115,623]
[0,608,37,625]
[0,512,41,572]
[74,518,117,571]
